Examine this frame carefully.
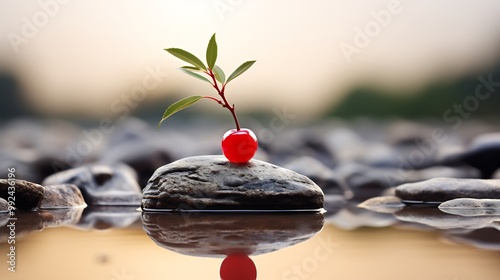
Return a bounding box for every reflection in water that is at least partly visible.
[142,212,325,257]
[220,254,257,280]
[1,204,500,279]
[0,208,83,242]
[75,206,140,230]
[142,212,324,279]
[395,206,500,231]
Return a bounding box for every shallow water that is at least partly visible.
[1,207,500,280]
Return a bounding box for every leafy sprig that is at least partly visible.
[158,33,256,130]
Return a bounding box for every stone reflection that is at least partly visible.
[0,208,84,242]
[142,212,324,257]
[0,206,142,242]
[394,207,500,231]
[355,194,500,251]
[74,206,141,230]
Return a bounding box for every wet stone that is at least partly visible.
[142,155,324,211]
[0,179,44,210]
[39,184,87,209]
[396,178,500,203]
[43,164,142,206]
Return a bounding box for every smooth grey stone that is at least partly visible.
[0,197,8,213]
[439,198,500,216]
[441,133,500,178]
[0,179,44,210]
[358,196,405,214]
[142,155,324,211]
[142,212,324,257]
[396,178,500,203]
[394,207,500,230]
[43,164,142,206]
[39,184,87,209]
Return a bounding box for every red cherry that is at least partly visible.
[221,128,258,163]
[220,254,257,280]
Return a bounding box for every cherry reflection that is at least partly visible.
[220,254,257,280]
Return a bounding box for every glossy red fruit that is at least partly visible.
[220,254,257,280]
[221,128,258,163]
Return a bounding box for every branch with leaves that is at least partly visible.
[158,33,256,130]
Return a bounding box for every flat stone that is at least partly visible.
[43,164,142,206]
[142,212,324,257]
[438,198,500,216]
[395,178,500,203]
[358,196,405,214]
[39,184,87,209]
[142,155,324,211]
[0,179,44,210]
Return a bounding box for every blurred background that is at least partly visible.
[1,0,500,122]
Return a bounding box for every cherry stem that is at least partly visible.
[206,69,241,131]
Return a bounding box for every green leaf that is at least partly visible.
[180,69,212,84]
[213,65,226,84]
[206,34,217,69]
[226,60,256,83]
[180,65,201,71]
[158,96,203,128]
[165,48,207,70]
